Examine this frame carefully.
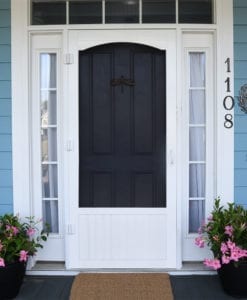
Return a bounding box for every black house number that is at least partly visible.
[223,58,234,129]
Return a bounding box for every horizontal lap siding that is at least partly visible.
[234,0,247,208]
[0,0,12,214]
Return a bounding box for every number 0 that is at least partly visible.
[223,96,235,110]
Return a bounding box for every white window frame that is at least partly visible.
[11,0,233,267]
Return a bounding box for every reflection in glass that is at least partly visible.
[42,164,58,198]
[41,128,57,162]
[143,0,176,23]
[32,1,66,25]
[190,53,205,88]
[41,91,57,126]
[189,90,205,124]
[70,1,102,24]
[189,127,205,161]
[43,200,59,233]
[189,164,205,198]
[189,200,205,233]
[179,0,213,24]
[105,0,139,23]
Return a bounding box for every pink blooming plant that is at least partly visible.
[0,214,49,267]
[195,198,247,270]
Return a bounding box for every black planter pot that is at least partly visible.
[218,260,247,298]
[0,261,26,299]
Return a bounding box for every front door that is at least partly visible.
[66,30,177,269]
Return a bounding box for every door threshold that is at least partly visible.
[27,261,216,276]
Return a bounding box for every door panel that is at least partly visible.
[79,43,166,208]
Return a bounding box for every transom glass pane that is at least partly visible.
[70,1,102,24]
[105,0,139,23]
[32,1,66,25]
[142,0,176,23]
[179,0,213,24]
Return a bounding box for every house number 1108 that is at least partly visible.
[223,58,234,129]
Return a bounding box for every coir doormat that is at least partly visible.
[70,273,174,300]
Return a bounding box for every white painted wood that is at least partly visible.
[65,29,178,269]
[30,33,65,261]
[215,0,234,206]
[181,33,215,261]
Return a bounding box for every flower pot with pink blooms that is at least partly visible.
[195,197,247,298]
[0,214,49,298]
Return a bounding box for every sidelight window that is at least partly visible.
[40,53,59,233]
[188,52,206,233]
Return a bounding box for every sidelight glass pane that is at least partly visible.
[189,200,205,233]
[189,164,205,198]
[41,91,57,125]
[105,0,139,23]
[189,90,205,124]
[32,1,66,25]
[42,200,59,233]
[190,53,205,88]
[41,128,57,162]
[189,127,205,161]
[42,164,58,198]
[40,54,57,89]
[70,1,102,24]
[143,0,176,23]
[179,0,213,24]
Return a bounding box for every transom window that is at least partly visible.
[31,0,214,25]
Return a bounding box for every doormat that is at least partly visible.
[70,273,174,300]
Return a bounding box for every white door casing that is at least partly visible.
[65,29,178,269]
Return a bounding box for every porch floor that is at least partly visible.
[15,274,244,300]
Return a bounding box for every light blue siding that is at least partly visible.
[0,99,11,116]
[234,0,247,206]
[0,0,12,214]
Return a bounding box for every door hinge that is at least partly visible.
[64,53,74,65]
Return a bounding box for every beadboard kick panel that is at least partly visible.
[69,211,173,268]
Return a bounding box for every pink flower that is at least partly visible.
[220,242,228,254]
[230,249,240,262]
[27,228,36,237]
[227,240,236,250]
[203,258,221,270]
[225,225,233,237]
[11,226,19,235]
[19,250,28,262]
[195,236,205,248]
[0,258,5,267]
[222,255,231,264]
[207,215,213,221]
